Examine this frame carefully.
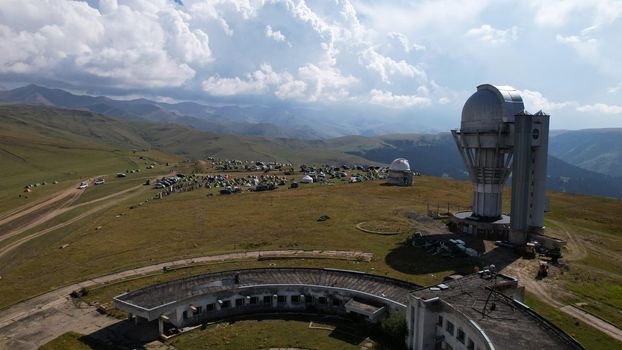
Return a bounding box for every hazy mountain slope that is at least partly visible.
[349,133,622,198]
[0,105,182,210]
[0,105,368,164]
[2,104,620,198]
[0,85,328,139]
[549,129,622,177]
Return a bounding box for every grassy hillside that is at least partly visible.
[0,105,371,164]
[0,106,181,213]
[349,133,622,198]
[549,128,622,177]
[3,105,621,200]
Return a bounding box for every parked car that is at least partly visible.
[78,182,88,189]
[116,173,127,178]
[94,178,105,185]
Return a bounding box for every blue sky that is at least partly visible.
[1,0,621,132]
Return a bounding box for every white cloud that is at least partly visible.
[369,89,431,108]
[387,32,425,53]
[465,24,518,44]
[359,48,425,84]
[527,0,622,27]
[0,0,212,87]
[519,90,571,112]
[576,103,622,114]
[202,64,292,96]
[265,25,287,43]
[202,63,355,102]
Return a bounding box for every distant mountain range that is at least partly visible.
[549,128,622,178]
[2,104,621,199]
[350,134,622,199]
[0,84,331,140]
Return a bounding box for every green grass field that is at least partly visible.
[2,105,622,349]
[170,318,394,350]
[524,293,622,350]
[38,332,119,350]
[0,176,477,308]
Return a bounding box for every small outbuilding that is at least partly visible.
[386,158,413,186]
[301,175,314,184]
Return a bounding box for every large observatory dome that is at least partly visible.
[389,158,411,172]
[461,84,524,132]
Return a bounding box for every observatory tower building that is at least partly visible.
[450,84,550,245]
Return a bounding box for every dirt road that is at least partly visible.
[0,184,149,259]
[0,250,373,350]
[502,220,622,343]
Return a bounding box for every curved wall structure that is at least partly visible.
[113,268,419,336]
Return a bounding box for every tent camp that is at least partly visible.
[386,158,414,186]
[301,175,314,184]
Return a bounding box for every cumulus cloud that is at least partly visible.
[519,90,571,112]
[202,63,355,102]
[465,24,518,44]
[576,103,622,114]
[265,25,287,43]
[202,64,289,96]
[359,48,425,84]
[387,32,425,52]
[527,0,622,27]
[0,0,213,87]
[369,89,431,108]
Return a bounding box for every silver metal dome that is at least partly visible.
[461,84,524,132]
[389,158,411,172]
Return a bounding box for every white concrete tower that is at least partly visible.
[452,84,551,245]
[451,84,523,221]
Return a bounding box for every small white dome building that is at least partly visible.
[386,158,414,186]
[301,175,314,184]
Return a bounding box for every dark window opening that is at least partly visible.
[291,295,301,303]
[263,296,272,304]
[221,300,231,309]
[205,304,215,312]
[235,298,245,307]
[332,298,341,306]
[249,296,259,305]
[318,296,328,305]
[277,295,287,303]
[446,321,454,336]
[457,329,465,343]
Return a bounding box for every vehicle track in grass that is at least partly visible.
[0,184,148,258]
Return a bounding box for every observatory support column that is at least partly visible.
[529,114,550,230]
[510,114,532,244]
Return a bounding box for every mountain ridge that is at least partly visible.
[2,104,621,199]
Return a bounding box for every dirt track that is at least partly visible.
[0,184,148,259]
[0,250,373,350]
[502,220,622,343]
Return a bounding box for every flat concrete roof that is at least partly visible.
[115,268,419,310]
[411,274,584,350]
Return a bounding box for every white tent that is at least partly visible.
[301,175,314,183]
